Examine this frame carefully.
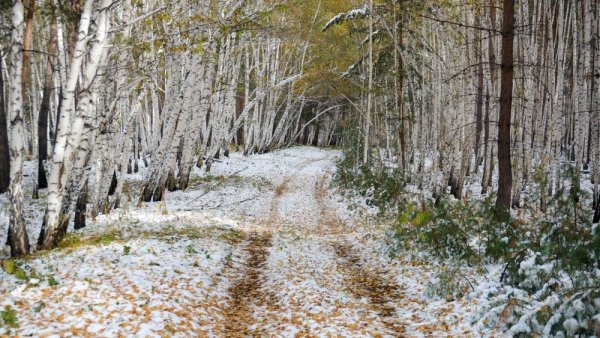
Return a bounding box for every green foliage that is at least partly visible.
[388,166,600,336]
[33,302,45,313]
[57,232,120,251]
[2,259,29,281]
[123,245,132,255]
[2,259,15,274]
[14,268,28,281]
[478,167,600,336]
[334,129,405,213]
[392,196,513,263]
[0,306,18,329]
[501,183,599,293]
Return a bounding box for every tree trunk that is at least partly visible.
[495,0,515,220]
[474,13,484,167]
[0,56,9,194]
[592,0,600,223]
[37,11,57,190]
[38,0,111,250]
[481,89,490,194]
[363,0,373,165]
[74,181,87,230]
[6,0,30,257]
[21,0,35,101]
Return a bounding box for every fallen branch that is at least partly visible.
[186,167,248,206]
[205,196,257,210]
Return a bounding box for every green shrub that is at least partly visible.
[503,182,598,290]
[392,196,515,264]
[484,167,600,336]
[2,259,29,281]
[47,275,60,287]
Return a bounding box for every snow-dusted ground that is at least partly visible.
[1,147,490,337]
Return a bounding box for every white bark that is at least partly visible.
[6,0,30,257]
[39,0,112,249]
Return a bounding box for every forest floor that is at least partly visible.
[0,147,491,337]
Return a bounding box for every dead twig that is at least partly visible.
[206,196,257,210]
[186,167,248,206]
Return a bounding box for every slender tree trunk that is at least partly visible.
[592,0,600,223]
[495,0,516,219]
[37,12,58,190]
[21,0,35,101]
[481,89,490,194]
[6,0,30,257]
[474,13,484,167]
[74,180,87,230]
[363,0,373,165]
[0,57,9,194]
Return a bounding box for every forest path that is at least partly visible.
[332,241,407,335]
[217,153,411,336]
[0,147,477,337]
[315,174,407,334]
[221,172,292,335]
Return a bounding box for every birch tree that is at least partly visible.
[0,59,9,194]
[6,0,30,257]
[38,0,114,250]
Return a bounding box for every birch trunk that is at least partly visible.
[0,58,9,194]
[6,0,30,257]
[39,0,112,250]
[592,0,600,223]
[363,0,373,165]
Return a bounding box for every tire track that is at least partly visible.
[314,174,344,235]
[223,231,273,337]
[333,241,407,336]
[315,174,406,336]
[222,179,290,336]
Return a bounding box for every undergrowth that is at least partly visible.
[333,133,405,214]
[333,142,600,336]
[386,168,600,336]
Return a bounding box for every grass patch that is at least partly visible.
[13,231,125,261]
[57,231,122,250]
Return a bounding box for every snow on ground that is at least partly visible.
[261,234,391,336]
[1,146,490,337]
[1,236,232,336]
